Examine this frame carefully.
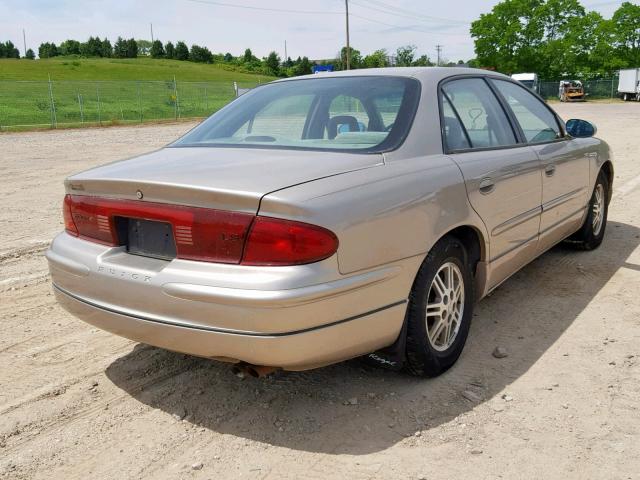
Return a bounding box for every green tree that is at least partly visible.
[100,38,112,57]
[59,39,80,55]
[339,46,362,69]
[125,38,138,58]
[363,49,389,68]
[113,37,137,58]
[150,40,165,58]
[25,48,35,60]
[165,41,175,59]
[190,44,213,63]
[38,42,59,59]
[470,0,544,74]
[265,51,281,75]
[223,52,233,62]
[412,54,434,66]
[0,41,19,58]
[612,2,640,67]
[175,41,189,60]
[396,45,416,66]
[294,56,313,75]
[80,36,104,57]
[243,48,255,63]
[469,0,612,77]
[113,37,127,58]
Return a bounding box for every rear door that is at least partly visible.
[490,79,591,253]
[440,77,543,289]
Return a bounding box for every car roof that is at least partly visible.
[273,67,511,85]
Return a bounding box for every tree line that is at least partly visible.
[0,40,27,59]
[24,35,314,76]
[471,0,640,78]
[3,0,636,79]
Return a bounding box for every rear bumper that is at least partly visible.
[47,232,417,370]
[53,284,405,370]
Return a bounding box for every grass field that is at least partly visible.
[0,57,274,130]
[0,57,273,82]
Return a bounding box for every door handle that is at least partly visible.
[545,164,556,177]
[479,178,495,194]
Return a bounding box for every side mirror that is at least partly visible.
[566,118,597,138]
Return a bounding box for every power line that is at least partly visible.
[349,12,469,36]
[349,0,469,26]
[365,0,471,25]
[183,0,342,15]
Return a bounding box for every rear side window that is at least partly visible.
[491,79,562,144]
[442,96,470,151]
[442,78,517,150]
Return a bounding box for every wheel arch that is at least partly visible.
[437,224,488,301]
[599,161,614,204]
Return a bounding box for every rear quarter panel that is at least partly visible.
[259,154,489,276]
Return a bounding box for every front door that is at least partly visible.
[489,79,591,253]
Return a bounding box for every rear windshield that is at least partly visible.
[171,76,421,153]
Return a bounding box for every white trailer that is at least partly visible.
[511,73,539,93]
[618,68,640,101]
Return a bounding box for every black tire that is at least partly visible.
[567,170,609,250]
[404,235,474,377]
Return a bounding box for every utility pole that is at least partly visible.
[22,29,27,57]
[284,40,288,64]
[345,0,351,70]
[436,44,443,66]
[150,23,154,43]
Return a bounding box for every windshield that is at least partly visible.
[171,76,421,153]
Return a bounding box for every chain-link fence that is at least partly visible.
[0,76,625,131]
[539,78,618,100]
[0,79,260,130]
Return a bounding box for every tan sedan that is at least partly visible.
[47,68,613,377]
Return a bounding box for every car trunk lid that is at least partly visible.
[65,147,383,213]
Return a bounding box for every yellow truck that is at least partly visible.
[559,80,586,102]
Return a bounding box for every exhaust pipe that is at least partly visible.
[231,363,279,378]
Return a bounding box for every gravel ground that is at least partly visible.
[1,104,639,480]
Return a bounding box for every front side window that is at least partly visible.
[172,76,421,153]
[491,79,562,144]
[441,78,517,150]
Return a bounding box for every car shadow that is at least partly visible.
[105,221,640,455]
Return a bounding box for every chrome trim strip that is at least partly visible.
[492,206,542,237]
[490,233,539,263]
[53,284,406,338]
[542,187,585,212]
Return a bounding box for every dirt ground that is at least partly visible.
[1,103,639,480]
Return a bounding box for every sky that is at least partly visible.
[0,0,626,62]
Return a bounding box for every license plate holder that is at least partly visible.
[124,218,177,261]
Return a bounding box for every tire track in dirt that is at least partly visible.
[1,359,203,454]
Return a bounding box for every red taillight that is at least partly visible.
[62,195,338,266]
[63,194,78,236]
[241,217,339,266]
